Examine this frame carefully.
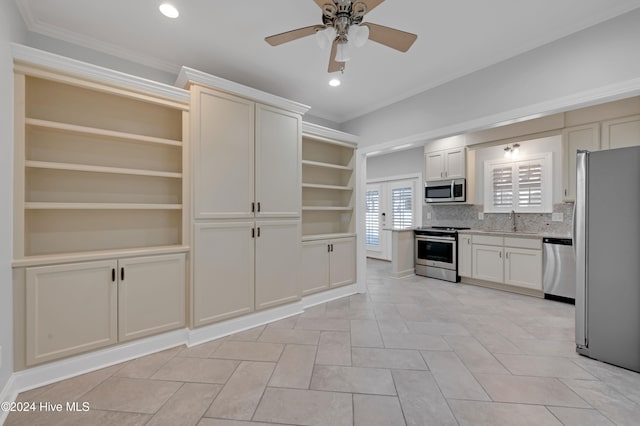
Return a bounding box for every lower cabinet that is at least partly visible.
[194,220,301,325]
[472,244,504,283]
[469,235,542,291]
[458,234,472,277]
[25,253,185,366]
[193,222,255,326]
[503,247,542,290]
[255,220,302,310]
[301,237,356,296]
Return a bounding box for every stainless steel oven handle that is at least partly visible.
[419,236,456,242]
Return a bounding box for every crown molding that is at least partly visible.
[176,66,311,115]
[302,121,359,146]
[15,0,180,74]
[12,44,190,103]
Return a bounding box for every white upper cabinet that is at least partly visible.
[193,87,255,219]
[562,123,600,201]
[192,85,301,219]
[425,146,466,181]
[601,114,640,150]
[255,104,301,217]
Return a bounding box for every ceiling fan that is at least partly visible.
[265,0,417,73]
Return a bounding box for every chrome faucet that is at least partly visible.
[509,210,517,232]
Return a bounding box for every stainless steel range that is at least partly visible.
[414,226,470,282]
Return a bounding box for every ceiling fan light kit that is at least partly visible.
[265,0,417,73]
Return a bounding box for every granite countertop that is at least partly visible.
[459,229,572,239]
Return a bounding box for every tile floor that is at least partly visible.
[6,259,640,425]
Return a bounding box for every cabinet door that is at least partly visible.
[444,147,466,179]
[255,105,301,217]
[26,260,118,366]
[255,220,301,310]
[118,254,186,342]
[330,237,357,288]
[425,151,445,181]
[194,222,255,326]
[601,114,640,150]
[458,235,472,277]
[562,123,600,201]
[472,244,504,282]
[193,86,255,219]
[504,248,542,290]
[301,240,330,296]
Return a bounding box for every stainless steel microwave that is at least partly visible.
[425,178,466,203]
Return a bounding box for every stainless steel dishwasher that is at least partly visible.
[543,237,575,304]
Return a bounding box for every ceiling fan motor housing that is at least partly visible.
[323,0,366,41]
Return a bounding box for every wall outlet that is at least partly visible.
[478,212,485,220]
[552,212,563,222]
[426,212,432,220]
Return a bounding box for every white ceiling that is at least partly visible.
[16,0,640,123]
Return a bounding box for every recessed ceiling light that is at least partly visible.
[329,78,341,87]
[159,3,179,18]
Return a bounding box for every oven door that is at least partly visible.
[415,235,457,270]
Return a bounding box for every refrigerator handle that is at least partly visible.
[575,150,589,350]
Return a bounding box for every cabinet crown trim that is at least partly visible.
[176,66,311,115]
[12,44,190,103]
[302,122,359,145]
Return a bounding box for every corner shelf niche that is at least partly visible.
[301,131,356,239]
[15,71,189,260]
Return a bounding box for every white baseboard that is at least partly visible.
[187,302,304,347]
[302,282,363,308]
[0,282,363,417]
[391,269,415,279]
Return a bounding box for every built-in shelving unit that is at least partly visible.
[14,62,189,260]
[301,126,357,239]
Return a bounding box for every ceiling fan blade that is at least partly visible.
[359,0,385,14]
[328,39,345,73]
[314,0,328,8]
[363,22,417,52]
[265,25,325,46]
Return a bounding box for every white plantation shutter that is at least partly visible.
[484,153,552,213]
[391,187,413,229]
[492,166,513,208]
[365,190,380,246]
[518,161,543,208]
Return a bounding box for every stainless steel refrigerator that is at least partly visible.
[575,145,640,373]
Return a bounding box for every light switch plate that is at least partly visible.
[552,212,563,222]
[426,212,432,220]
[478,212,484,220]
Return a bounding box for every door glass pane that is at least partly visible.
[391,186,413,229]
[366,190,380,246]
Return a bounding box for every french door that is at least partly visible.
[366,178,417,260]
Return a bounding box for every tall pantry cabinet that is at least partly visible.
[12,46,190,368]
[182,68,310,327]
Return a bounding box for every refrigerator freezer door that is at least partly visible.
[585,146,640,372]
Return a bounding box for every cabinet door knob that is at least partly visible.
[328,244,331,252]
[499,251,502,258]
[252,202,255,213]
[120,267,125,281]
[112,268,116,282]
[257,227,261,237]
[252,228,255,238]
[257,202,261,212]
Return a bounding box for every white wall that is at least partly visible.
[342,9,640,148]
[0,0,27,393]
[367,147,424,180]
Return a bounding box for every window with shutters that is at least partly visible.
[391,186,413,229]
[484,153,552,213]
[365,190,380,246]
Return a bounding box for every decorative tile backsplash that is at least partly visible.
[423,203,574,236]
